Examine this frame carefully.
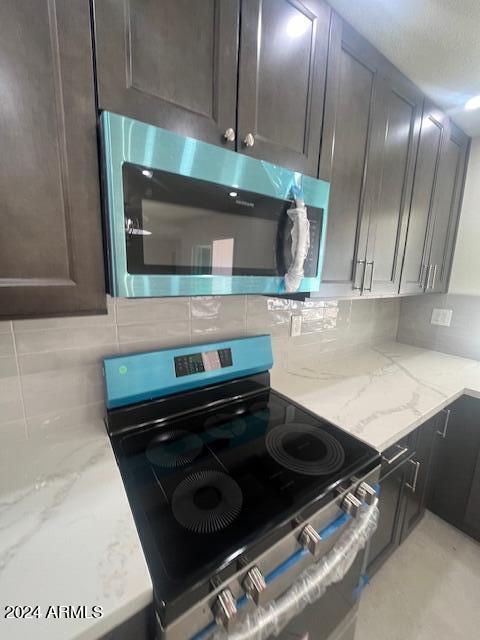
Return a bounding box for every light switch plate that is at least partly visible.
[290,314,302,337]
[431,308,453,327]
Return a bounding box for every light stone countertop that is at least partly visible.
[271,340,480,451]
[2,339,480,640]
[0,418,152,640]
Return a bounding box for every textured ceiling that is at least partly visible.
[327,0,480,136]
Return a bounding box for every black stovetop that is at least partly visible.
[107,374,379,625]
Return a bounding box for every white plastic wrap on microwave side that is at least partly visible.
[211,499,379,640]
[283,199,310,293]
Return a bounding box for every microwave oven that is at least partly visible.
[100,111,330,297]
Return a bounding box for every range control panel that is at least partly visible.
[174,348,233,377]
[103,335,273,409]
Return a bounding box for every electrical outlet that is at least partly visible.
[290,314,302,337]
[431,308,453,327]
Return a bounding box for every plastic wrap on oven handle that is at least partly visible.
[211,499,379,640]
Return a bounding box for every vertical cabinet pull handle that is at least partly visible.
[421,264,428,289]
[363,261,375,292]
[406,459,421,492]
[353,259,366,290]
[437,408,451,438]
[431,264,438,289]
[425,265,433,291]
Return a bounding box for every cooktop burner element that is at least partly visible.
[146,430,203,468]
[204,413,247,440]
[171,470,243,534]
[266,423,346,476]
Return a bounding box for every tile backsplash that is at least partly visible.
[0,295,399,438]
[397,294,480,360]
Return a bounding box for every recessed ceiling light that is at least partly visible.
[465,95,480,111]
[142,169,153,178]
[229,191,238,197]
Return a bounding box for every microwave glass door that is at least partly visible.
[123,163,322,279]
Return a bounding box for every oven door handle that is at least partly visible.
[210,499,379,640]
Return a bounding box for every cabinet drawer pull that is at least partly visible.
[436,408,451,438]
[382,444,409,465]
[406,459,421,492]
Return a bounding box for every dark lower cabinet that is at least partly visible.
[428,396,480,541]
[0,0,106,318]
[400,416,438,542]
[366,449,409,577]
[367,416,438,577]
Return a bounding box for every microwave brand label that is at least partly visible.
[235,199,254,208]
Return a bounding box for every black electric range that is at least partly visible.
[105,369,380,628]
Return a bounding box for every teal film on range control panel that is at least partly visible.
[103,335,273,410]
[100,111,330,297]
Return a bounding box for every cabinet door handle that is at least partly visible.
[382,444,409,465]
[353,259,366,290]
[421,263,429,289]
[425,264,434,291]
[431,264,438,289]
[243,132,255,147]
[363,260,375,293]
[436,408,451,438]
[406,459,421,492]
[224,127,236,142]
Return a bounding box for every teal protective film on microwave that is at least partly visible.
[100,111,330,297]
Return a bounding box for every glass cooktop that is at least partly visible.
[112,386,378,624]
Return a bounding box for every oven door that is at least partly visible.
[101,111,330,297]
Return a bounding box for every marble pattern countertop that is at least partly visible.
[272,340,480,451]
[3,339,480,640]
[0,419,152,640]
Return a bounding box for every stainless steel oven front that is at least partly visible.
[100,112,330,298]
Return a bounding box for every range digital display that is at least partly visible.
[174,348,233,377]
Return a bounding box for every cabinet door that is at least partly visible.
[365,69,422,296]
[316,17,384,298]
[399,101,447,294]
[429,397,480,540]
[0,0,106,319]
[400,416,437,542]
[237,0,330,175]
[93,0,239,148]
[367,459,408,577]
[427,122,470,293]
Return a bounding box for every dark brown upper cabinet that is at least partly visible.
[400,102,448,294]
[92,0,240,149]
[364,67,423,297]
[427,121,470,293]
[0,0,106,319]
[400,104,469,295]
[315,15,423,300]
[315,17,385,298]
[237,0,330,175]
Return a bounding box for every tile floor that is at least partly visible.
[356,511,480,640]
